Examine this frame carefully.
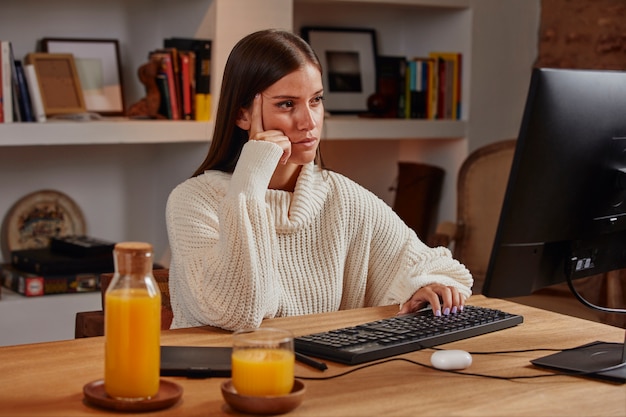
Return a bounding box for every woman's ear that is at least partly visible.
[235,108,251,131]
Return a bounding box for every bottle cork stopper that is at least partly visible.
[114,241,153,253]
[114,242,153,275]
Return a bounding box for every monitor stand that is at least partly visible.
[531,336,626,383]
[532,271,626,383]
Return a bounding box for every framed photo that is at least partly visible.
[42,38,125,116]
[24,53,86,116]
[301,27,378,114]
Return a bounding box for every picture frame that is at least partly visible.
[301,27,378,114]
[42,38,125,116]
[24,53,86,116]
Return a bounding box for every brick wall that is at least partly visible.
[536,0,626,69]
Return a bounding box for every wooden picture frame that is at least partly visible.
[301,27,378,114]
[24,53,86,116]
[42,38,125,116]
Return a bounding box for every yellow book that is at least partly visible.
[195,94,211,121]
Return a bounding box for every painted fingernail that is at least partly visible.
[459,305,464,312]
[443,308,451,316]
[452,306,458,314]
[435,309,442,317]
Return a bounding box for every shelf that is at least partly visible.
[0,120,213,146]
[295,0,469,8]
[0,288,101,346]
[0,118,465,146]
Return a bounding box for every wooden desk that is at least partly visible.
[1,296,624,416]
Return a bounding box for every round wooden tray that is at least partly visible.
[1,189,86,260]
[83,379,183,412]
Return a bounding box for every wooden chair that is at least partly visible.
[74,268,173,338]
[428,139,517,294]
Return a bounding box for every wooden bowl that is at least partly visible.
[221,379,305,415]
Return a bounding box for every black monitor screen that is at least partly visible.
[483,68,626,298]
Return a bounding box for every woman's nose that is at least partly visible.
[297,106,316,131]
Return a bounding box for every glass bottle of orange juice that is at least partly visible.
[104,242,161,401]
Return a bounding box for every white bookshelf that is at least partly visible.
[0,0,539,344]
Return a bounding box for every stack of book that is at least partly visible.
[0,39,47,124]
[148,37,212,121]
[376,51,462,120]
[0,236,116,296]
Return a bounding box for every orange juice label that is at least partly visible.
[105,288,161,399]
[231,348,294,396]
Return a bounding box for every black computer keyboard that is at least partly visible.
[295,305,523,365]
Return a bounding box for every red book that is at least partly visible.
[179,51,195,120]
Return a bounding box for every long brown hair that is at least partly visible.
[192,29,322,177]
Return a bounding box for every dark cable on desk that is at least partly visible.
[295,348,626,382]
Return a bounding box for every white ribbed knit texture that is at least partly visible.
[166,140,473,330]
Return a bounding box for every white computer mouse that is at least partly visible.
[430,349,472,370]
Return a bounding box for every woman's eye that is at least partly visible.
[277,100,294,109]
[311,95,324,105]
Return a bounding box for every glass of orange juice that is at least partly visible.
[231,328,295,396]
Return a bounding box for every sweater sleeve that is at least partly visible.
[341,179,473,309]
[166,140,285,330]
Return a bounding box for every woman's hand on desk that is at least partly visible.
[398,284,465,317]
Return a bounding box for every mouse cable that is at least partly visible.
[296,351,625,382]
[429,346,563,355]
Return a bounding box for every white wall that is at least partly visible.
[468,0,540,152]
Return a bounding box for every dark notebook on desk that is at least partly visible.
[160,346,231,378]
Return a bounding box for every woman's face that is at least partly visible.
[258,63,325,165]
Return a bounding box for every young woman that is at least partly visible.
[166,29,473,330]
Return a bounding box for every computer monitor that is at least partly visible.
[482,67,626,382]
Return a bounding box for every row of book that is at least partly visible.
[0,40,47,123]
[377,51,462,120]
[0,36,213,123]
[0,236,116,297]
[150,37,212,121]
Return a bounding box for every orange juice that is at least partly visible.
[105,288,161,400]
[232,348,295,396]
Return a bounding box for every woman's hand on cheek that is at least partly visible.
[249,94,291,164]
[398,284,465,316]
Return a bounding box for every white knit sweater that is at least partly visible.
[166,140,472,330]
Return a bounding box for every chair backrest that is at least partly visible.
[100,268,172,329]
[453,139,516,292]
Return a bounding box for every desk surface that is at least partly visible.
[1,296,625,417]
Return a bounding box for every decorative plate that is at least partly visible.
[1,189,86,261]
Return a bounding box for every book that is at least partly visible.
[49,235,116,257]
[179,50,195,120]
[407,58,433,119]
[13,60,34,122]
[160,47,183,118]
[163,37,211,120]
[155,73,172,119]
[23,63,46,122]
[0,40,13,123]
[429,52,462,119]
[11,247,114,275]
[8,45,21,122]
[1,263,100,296]
[375,56,406,119]
[426,58,437,119]
[150,51,180,120]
